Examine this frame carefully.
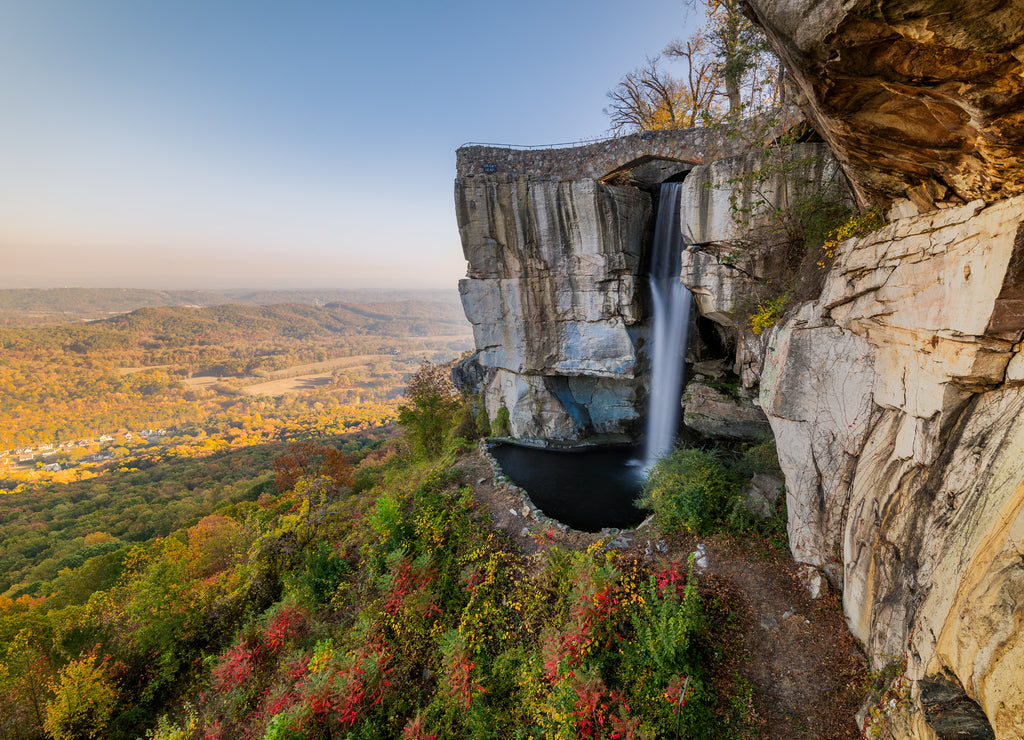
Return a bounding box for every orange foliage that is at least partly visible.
[273,441,353,493]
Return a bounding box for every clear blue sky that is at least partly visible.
[0,0,699,291]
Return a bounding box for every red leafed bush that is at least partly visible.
[402,713,437,740]
[443,642,485,709]
[212,640,260,692]
[570,670,614,739]
[264,605,307,654]
[303,645,391,728]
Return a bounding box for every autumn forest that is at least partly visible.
[0,289,827,740]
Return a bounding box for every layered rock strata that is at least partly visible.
[456,175,650,441]
[744,0,1024,209]
[758,197,1024,738]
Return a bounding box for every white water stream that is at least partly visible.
[643,182,693,469]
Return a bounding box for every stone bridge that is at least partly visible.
[455,109,802,182]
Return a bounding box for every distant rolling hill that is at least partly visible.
[98,302,470,341]
[0,287,463,326]
[0,302,471,357]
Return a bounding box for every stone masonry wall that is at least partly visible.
[456,108,804,181]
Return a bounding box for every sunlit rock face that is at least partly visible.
[745,0,1024,209]
[455,175,650,442]
[758,197,1024,739]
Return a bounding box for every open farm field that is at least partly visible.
[0,300,472,452]
[238,373,334,396]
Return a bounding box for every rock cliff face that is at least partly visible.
[754,197,1024,738]
[455,144,841,444]
[455,175,650,442]
[744,0,1024,210]
[679,142,849,245]
[709,6,1024,734]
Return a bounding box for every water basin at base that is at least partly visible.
[488,443,647,532]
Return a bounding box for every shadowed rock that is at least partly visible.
[746,0,1024,208]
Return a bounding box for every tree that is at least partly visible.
[397,361,461,459]
[662,32,721,125]
[43,654,118,740]
[1,627,53,737]
[699,0,779,116]
[605,0,781,133]
[273,441,354,494]
[605,57,686,135]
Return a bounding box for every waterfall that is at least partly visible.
[644,182,693,469]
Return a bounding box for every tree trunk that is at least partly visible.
[726,76,741,113]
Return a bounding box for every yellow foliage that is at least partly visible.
[816,209,884,271]
[83,531,116,547]
[747,293,790,336]
[43,655,117,740]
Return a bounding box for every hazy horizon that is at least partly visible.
[0,1,699,290]
[0,270,462,292]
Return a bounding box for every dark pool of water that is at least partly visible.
[488,443,647,532]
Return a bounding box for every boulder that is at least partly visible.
[741,472,784,519]
[682,379,772,441]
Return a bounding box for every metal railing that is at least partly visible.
[457,109,794,152]
[458,133,621,151]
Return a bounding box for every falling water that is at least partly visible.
[644,182,693,469]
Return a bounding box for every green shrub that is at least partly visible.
[351,463,381,494]
[639,439,788,538]
[729,187,884,336]
[491,406,510,437]
[302,541,351,604]
[474,398,491,438]
[629,561,702,678]
[452,392,489,442]
[639,449,743,534]
[737,438,782,477]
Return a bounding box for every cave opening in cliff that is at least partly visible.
[488,443,646,531]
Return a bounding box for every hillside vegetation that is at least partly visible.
[0,289,461,326]
[0,364,767,740]
[0,302,471,449]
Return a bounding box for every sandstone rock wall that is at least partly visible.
[758,197,1024,738]
[455,175,651,442]
[745,0,1024,209]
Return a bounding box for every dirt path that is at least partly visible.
[456,446,867,739]
[702,541,866,739]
